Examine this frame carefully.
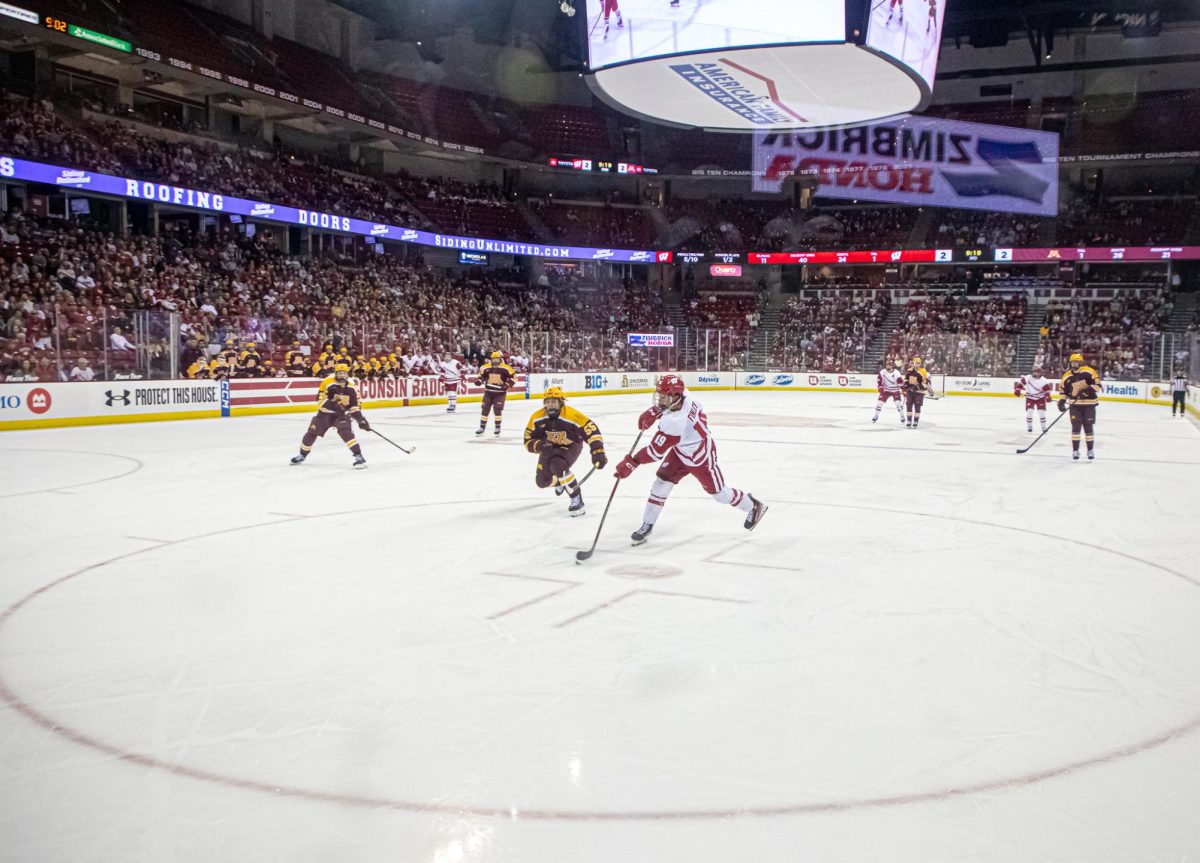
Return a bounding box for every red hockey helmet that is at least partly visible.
[655,374,686,409]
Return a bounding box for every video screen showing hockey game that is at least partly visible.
[866,0,947,92]
[584,0,846,71]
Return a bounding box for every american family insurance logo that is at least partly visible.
[669,58,807,126]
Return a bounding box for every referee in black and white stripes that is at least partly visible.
[1172,372,1188,417]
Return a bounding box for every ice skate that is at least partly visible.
[631,523,653,545]
[353,455,367,469]
[290,453,307,465]
[744,496,768,531]
[568,494,585,517]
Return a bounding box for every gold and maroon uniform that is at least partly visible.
[524,403,606,490]
[297,373,369,462]
[1059,362,1101,458]
[476,357,516,434]
[903,362,930,427]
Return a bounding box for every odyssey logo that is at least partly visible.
[592,249,615,259]
[249,203,276,218]
[697,375,719,384]
[371,224,389,236]
[744,374,766,386]
[772,374,794,386]
[104,389,131,407]
[55,170,91,186]
[400,229,419,241]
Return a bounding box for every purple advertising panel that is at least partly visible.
[752,115,1060,217]
[0,156,659,263]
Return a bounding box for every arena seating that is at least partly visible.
[770,292,891,372]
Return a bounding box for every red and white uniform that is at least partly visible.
[631,392,752,520]
[1015,373,1052,431]
[438,357,464,392]
[1015,374,1052,408]
[877,367,904,402]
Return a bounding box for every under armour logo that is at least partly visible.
[104,390,131,406]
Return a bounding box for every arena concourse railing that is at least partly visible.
[2,308,1195,384]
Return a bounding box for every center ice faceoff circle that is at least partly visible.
[2,495,1200,818]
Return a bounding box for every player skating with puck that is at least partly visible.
[614,375,766,545]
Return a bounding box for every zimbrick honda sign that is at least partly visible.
[752,116,1061,217]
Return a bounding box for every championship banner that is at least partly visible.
[752,116,1060,216]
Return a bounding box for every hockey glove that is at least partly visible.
[357,418,371,431]
[637,406,662,430]
[1057,399,1068,413]
[528,437,544,453]
[614,455,638,479]
[592,450,608,470]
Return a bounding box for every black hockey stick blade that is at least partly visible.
[371,428,414,454]
[1015,402,1069,453]
[574,430,645,562]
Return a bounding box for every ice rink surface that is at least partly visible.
[2,390,1199,863]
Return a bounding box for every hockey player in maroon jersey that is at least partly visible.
[888,0,904,24]
[1014,364,1053,432]
[290,362,370,469]
[475,351,516,436]
[614,375,767,545]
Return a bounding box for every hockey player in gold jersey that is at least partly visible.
[524,387,606,515]
[291,363,371,469]
[1058,352,1101,460]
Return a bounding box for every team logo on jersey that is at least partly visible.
[772,374,794,386]
[104,389,131,407]
[744,374,766,386]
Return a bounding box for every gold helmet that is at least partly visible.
[489,350,503,361]
[543,386,565,418]
[911,356,922,366]
[1069,352,1084,363]
[333,362,350,377]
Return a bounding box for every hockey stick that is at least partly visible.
[555,465,596,496]
[1016,401,1071,454]
[371,428,415,455]
[589,7,604,36]
[575,430,645,563]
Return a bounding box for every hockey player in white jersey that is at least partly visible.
[872,358,905,424]
[1014,364,1053,432]
[436,353,464,413]
[614,374,767,545]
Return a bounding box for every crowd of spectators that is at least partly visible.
[885,292,1027,375]
[770,292,891,372]
[1036,289,1174,379]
